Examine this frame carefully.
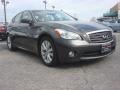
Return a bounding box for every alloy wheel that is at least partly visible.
[7,36,12,49]
[41,40,54,64]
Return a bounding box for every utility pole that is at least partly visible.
[52,5,55,10]
[1,0,9,29]
[43,0,47,10]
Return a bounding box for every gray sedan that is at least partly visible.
[7,10,116,66]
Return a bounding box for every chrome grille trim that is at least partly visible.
[86,29,112,34]
[86,29,113,43]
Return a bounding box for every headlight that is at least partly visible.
[54,29,82,40]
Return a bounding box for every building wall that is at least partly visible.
[118,3,120,10]
[110,3,120,12]
[110,2,120,19]
[102,2,120,20]
[118,10,120,19]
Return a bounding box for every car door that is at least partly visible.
[20,11,35,50]
[8,12,25,47]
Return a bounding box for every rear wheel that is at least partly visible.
[39,36,58,66]
[7,35,16,51]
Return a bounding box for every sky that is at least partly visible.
[0,0,119,22]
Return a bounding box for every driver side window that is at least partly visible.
[13,13,22,23]
[22,11,32,21]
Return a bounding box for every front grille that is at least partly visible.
[88,31,113,43]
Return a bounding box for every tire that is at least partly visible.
[7,35,16,51]
[39,36,58,66]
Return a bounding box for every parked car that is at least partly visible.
[7,10,116,66]
[0,23,7,40]
[98,20,120,32]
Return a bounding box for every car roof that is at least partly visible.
[23,10,60,13]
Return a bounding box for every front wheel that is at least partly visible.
[39,36,58,66]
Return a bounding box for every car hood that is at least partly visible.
[47,21,109,33]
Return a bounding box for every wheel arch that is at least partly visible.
[37,32,59,66]
[37,33,55,52]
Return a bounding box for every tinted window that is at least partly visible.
[13,13,22,23]
[32,10,75,22]
[22,12,32,21]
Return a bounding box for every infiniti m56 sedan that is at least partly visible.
[7,10,116,66]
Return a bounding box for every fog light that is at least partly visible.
[69,51,75,57]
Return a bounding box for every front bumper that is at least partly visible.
[55,36,116,63]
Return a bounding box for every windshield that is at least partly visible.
[32,10,75,22]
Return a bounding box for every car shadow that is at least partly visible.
[14,48,43,64]
[55,58,105,69]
